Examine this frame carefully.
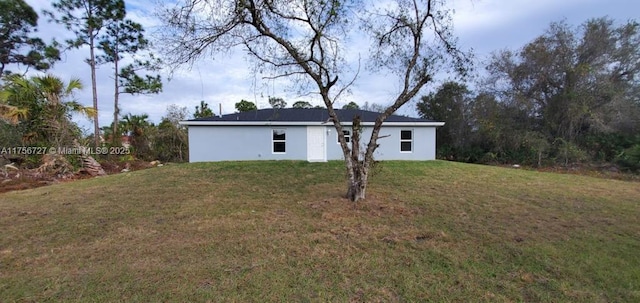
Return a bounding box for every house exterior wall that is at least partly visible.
[325,126,437,161]
[188,125,308,162]
[187,125,437,162]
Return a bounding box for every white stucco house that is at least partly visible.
[179,108,444,162]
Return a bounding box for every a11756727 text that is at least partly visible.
[1,146,130,156]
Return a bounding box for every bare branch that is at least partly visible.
[261,71,309,80]
[157,0,471,201]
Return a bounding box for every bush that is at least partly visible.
[580,133,635,162]
[616,144,640,172]
[551,139,589,166]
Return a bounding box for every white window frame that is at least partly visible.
[272,129,286,154]
[400,130,413,153]
[338,129,351,144]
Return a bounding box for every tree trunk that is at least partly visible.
[89,27,100,148]
[538,150,542,167]
[345,115,369,202]
[112,41,120,146]
[346,159,369,202]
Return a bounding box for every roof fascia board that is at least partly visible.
[179,121,445,127]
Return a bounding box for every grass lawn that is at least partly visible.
[1,160,639,302]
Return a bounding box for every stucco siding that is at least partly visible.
[325,126,436,161]
[374,126,437,160]
[187,125,437,162]
[188,126,308,162]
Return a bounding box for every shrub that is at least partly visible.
[616,144,640,172]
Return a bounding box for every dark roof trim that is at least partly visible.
[181,108,442,126]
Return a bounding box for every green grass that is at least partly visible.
[1,160,639,302]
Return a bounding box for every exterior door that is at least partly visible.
[307,126,327,162]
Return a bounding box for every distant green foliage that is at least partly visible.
[268,97,286,109]
[194,100,214,118]
[341,101,360,110]
[361,101,385,113]
[580,133,636,162]
[0,0,60,74]
[119,65,162,94]
[96,105,190,162]
[153,105,188,162]
[417,81,472,160]
[292,101,313,109]
[617,144,640,172]
[235,99,257,112]
[417,17,640,171]
[120,113,153,159]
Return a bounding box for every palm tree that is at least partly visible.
[0,97,27,149]
[0,102,28,125]
[100,124,114,142]
[34,75,95,147]
[121,113,151,136]
[1,74,95,147]
[121,113,153,158]
[1,77,31,125]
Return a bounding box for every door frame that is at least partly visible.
[306,126,327,162]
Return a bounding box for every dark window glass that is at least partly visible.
[340,130,351,143]
[400,130,412,152]
[273,142,286,153]
[273,129,286,153]
[401,141,412,152]
[401,130,412,140]
[273,129,286,141]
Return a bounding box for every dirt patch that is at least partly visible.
[99,159,153,174]
[307,192,421,219]
[0,159,156,194]
[1,178,52,193]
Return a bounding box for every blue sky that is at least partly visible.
[21,0,640,133]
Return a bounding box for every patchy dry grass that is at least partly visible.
[1,161,639,302]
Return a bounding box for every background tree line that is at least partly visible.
[2,0,638,175]
[417,17,640,171]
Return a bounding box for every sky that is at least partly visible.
[17,0,640,133]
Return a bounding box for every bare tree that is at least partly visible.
[158,0,470,201]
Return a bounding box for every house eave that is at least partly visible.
[179,121,445,127]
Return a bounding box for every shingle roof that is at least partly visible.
[188,108,433,123]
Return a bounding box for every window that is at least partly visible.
[338,129,351,144]
[272,129,286,153]
[400,130,412,152]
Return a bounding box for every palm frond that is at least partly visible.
[0,104,28,125]
[66,101,96,119]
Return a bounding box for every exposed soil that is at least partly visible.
[0,159,157,194]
